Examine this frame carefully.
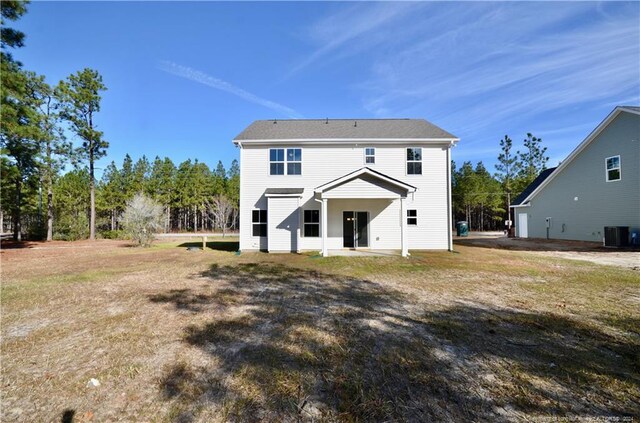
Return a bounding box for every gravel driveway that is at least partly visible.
[455,232,640,269]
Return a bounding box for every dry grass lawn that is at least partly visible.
[1,238,639,422]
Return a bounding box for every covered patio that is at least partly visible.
[314,167,416,257]
[325,249,401,257]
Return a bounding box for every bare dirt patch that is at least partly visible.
[457,234,640,269]
[1,238,638,422]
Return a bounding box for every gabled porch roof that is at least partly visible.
[314,167,416,199]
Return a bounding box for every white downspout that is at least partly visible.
[446,144,453,251]
[314,196,328,256]
[400,197,408,257]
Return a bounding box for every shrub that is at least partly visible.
[100,229,128,240]
[120,194,164,247]
[53,213,90,241]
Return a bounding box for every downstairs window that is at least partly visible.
[303,210,319,237]
[252,209,267,237]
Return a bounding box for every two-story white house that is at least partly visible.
[233,119,459,256]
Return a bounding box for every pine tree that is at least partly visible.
[99,161,123,231]
[148,156,176,231]
[0,0,40,240]
[57,68,108,240]
[132,155,150,195]
[1,70,43,240]
[516,133,549,193]
[226,159,240,230]
[213,160,227,195]
[191,160,212,232]
[474,162,503,231]
[28,75,72,240]
[174,159,193,231]
[53,169,90,240]
[120,154,134,201]
[494,135,519,228]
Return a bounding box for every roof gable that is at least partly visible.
[512,106,639,206]
[315,167,416,197]
[511,167,556,206]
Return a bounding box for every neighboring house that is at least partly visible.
[233,119,459,256]
[512,106,640,242]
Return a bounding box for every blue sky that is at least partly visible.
[13,1,640,177]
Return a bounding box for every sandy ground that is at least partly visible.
[456,233,640,269]
[1,238,639,422]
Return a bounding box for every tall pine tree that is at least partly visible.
[516,133,548,193]
[58,68,108,240]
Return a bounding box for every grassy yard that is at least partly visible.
[1,238,639,422]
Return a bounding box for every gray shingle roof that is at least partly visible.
[512,167,557,206]
[234,119,457,141]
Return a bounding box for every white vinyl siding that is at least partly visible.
[239,144,450,251]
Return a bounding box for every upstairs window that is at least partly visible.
[270,149,284,175]
[606,155,621,182]
[407,148,422,175]
[303,210,319,237]
[270,148,301,175]
[252,210,267,237]
[287,148,302,175]
[365,147,375,164]
[407,209,417,225]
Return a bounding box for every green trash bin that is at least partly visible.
[456,221,468,237]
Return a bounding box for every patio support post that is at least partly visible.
[321,198,328,256]
[400,197,408,257]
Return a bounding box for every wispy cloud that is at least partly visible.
[159,61,303,118]
[285,2,421,78]
[292,1,638,164]
[356,2,639,126]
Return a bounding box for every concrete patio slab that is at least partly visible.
[327,249,400,257]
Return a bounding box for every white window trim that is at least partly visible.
[269,148,285,176]
[605,155,621,182]
[407,209,418,226]
[302,209,320,237]
[251,209,267,237]
[286,148,303,176]
[406,147,423,176]
[364,147,375,165]
[269,147,303,176]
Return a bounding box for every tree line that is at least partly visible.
[98,155,239,237]
[48,156,239,240]
[452,133,549,231]
[0,1,239,241]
